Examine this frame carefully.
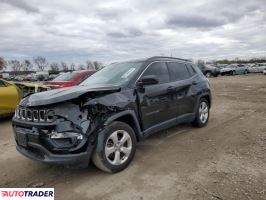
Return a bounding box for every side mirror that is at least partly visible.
[137,75,159,87]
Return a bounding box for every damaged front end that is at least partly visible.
[12,84,134,166]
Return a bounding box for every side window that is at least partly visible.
[143,62,170,84]
[0,80,6,87]
[186,64,196,76]
[167,62,190,81]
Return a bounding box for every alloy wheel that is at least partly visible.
[199,101,209,124]
[105,130,132,165]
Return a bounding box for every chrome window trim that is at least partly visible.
[135,60,194,86]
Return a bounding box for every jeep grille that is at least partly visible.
[15,107,53,122]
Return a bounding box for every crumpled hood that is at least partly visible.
[25,84,121,106]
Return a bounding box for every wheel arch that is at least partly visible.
[194,92,212,113]
[201,94,211,108]
[103,110,143,141]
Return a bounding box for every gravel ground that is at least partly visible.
[0,74,265,200]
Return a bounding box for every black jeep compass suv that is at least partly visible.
[12,56,211,173]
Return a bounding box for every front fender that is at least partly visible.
[103,110,143,140]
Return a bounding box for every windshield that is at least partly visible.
[81,61,143,86]
[53,72,79,81]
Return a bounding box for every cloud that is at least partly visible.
[165,15,226,28]
[1,0,39,13]
[0,0,265,64]
[107,27,143,38]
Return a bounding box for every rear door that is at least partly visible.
[166,62,197,118]
[137,62,172,130]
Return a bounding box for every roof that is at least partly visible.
[146,56,192,63]
[110,56,192,65]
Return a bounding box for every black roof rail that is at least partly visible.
[147,56,192,62]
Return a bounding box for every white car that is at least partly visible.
[248,63,266,73]
[221,64,248,75]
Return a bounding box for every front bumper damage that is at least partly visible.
[12,103,95,166]
[12,89,134,166]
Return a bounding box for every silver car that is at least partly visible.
[248,63,266,73]
[221,64,248,76]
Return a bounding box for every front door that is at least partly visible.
[137,62,172,131]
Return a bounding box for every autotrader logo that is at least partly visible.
[0,188,54,200]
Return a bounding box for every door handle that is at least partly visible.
[167,86,175,93]
[192,81,198,85]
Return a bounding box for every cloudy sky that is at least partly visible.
[0,0,265,64]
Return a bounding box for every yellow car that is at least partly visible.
[0,79,48,117]
[14,81,48,97]
[0,79,22,117]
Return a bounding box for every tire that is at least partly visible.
[205,72,211,78]
[92,121,137,173]
[232,71,236,75]
[244,70,248,75]
[192,98,209,128]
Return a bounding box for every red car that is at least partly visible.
[45,70,96,89]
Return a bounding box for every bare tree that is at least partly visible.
[86,60,94,70]
[70,63,75,71]
[22,59,33,71]
[0,57,7,71]
[50,62,59,72]
[9,60,22,74]
[78,64,85,70]
[61,62,68,71]
[33,56,48,71]
[93,61,103,70]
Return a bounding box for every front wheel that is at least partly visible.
[192,98,209,128]
[205,72,211,78]
[92,121,137,173]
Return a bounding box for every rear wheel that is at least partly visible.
[92,121,137,173]
[193,98,209,128]
[231,71,236,75]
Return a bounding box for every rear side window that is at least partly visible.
[167,62,190,81]
[186,64,196,76]
[143,62,170,84]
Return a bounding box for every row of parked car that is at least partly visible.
[1,62,265,117]
[199,63,266,77]
[0,70,96,117]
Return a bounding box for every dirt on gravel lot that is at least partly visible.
[0,74,265,200]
